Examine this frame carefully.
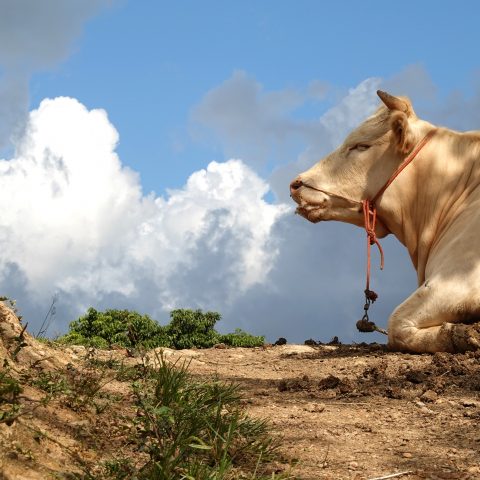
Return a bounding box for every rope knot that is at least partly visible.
[366,228,377,245]
[364,289,378,302]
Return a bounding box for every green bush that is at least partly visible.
[58,308,265,350]
[57,308,170,350]
[220,328,265,348]
[167,309,221,349]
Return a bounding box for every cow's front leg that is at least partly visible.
[387,282,480,353]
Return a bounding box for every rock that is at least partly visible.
[420,406,435,415]
[281,345,316,355]
[420,390,438,403]
[348,461,358,470]
[402,452,412,458]
[213,343,227,349]
[304,402,326,413]
[274,337,287,346]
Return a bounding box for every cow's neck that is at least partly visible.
[377,130,480,285]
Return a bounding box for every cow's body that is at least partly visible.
[290,91,480,353]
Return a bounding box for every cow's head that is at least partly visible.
[290,91,426,233]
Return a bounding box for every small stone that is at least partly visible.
[213,343,227,349]
[304,402,326,413]
[402,452,412,458]
[348,461,358,470]
[420,406,435,415]
[462,399,479,407]
[420,390,438,403]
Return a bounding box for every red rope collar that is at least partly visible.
[358,129,437,332]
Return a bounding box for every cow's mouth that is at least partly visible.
[295,204,326,223]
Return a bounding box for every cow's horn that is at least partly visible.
[377,90,410,114]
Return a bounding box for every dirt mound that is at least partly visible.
[275,347,480,403]
[0,302,67,371]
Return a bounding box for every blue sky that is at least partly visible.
[29,1,480,192]
[1,1,480,342]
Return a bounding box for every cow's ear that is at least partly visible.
[377,90,413,116]
[390,111,415,154]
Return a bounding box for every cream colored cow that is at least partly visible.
[290,90,480,353]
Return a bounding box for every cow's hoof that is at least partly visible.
[450,323,480,352]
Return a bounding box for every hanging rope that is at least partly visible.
[356,129,437,335]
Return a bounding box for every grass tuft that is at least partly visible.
[125,351,286,479]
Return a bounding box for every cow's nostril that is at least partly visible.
[290,178,303,192]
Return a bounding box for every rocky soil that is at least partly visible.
[1,303,480,479]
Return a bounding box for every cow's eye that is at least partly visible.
[351,143,370,152]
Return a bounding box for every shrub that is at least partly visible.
[58,308,265,350]
[57,308,170,350]
[166,309,221,349]
[220,328,265,348]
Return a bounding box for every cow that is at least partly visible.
[290,90,480,353]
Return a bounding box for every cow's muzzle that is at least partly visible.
[290,178,331,222]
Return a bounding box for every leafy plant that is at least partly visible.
[30,370,69,397]
[220,328,265,348]
[30,359,113,412]
[0,361,23,425]
[167,309,221,349]
[57,308,170,350]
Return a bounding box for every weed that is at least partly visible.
[128,351,280,479]
[103,458,137,479]
[35,293,58,338]
[29,356,114,412]
[0,296,23,322]
[10,322,29,361]
[31,370,69,396]
[0,361,22,425]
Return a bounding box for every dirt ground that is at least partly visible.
[181,343,480,480]
[1,303,480,479]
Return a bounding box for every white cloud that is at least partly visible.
[0,97,289,328]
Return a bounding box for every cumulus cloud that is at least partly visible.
[0,0,111,148]
[0,97,288,333]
